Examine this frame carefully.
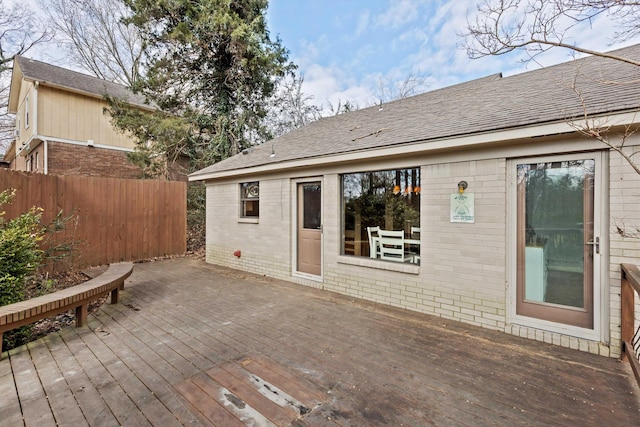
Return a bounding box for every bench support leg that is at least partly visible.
[76,304,88,328]
[110,287,119,304]
[0,333,3,360]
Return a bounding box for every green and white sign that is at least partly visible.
[450,193,474,223]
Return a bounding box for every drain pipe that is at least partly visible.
[34,81,48,175]
[43,138,48,175]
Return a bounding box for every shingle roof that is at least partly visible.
[14,56,150,109]
[191,43,640,178]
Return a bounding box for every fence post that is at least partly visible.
[621,265,633,362]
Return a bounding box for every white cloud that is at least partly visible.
[375,0,421,29]
[294,0,640,111]
[355,10,371,37]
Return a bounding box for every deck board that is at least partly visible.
[42,329,119,427]
[0,343,24,426]
[1,257,638,426]
[59,327,152,426]
[25,339,87,426]
[9,344,57,427]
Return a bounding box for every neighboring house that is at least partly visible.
[3,56,154,179]
[190,44,640,358]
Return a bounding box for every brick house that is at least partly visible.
[190,44,640,358]
[2,57,154,179]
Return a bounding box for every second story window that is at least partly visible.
[25,96,30,129]
[15,114,20,139]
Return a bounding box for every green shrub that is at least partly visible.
[0,189,46,351]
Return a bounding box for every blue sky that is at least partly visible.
[266,0,639,110]
[13,0,640,111]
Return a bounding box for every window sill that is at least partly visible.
[238,218,259,224]
[337,255,420,275]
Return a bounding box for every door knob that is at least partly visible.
[586,236,600,254]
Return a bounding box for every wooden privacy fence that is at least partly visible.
[0,170,186,270]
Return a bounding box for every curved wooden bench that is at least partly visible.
[0,262,133,359]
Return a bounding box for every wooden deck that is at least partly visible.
[1,258,638,426]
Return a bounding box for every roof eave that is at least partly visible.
[25,78,155,111]
[7,60,24,113]
[2,139,17,162]
[189,110,640,182]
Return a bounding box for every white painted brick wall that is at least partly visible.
[204,141,640,359]
[320,159,510,331]
[608,142,640,357]
[206,179,293,281]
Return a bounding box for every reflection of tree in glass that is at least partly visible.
[342,168,421,256]
[522,160,594,267]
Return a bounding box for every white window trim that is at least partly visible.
[239,181,260,220]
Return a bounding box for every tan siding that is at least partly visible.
[37,86,134,149]
[16,81,36,145]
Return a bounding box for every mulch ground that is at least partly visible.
[20,266,110,347]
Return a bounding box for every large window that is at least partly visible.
[342,168,421,264]
[240,182,259,217]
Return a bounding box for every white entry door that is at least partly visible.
[296,181,322,277]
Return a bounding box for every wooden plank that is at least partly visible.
[45,330,120,427]
[55,174,69,268]
[622,263,640,293]
[207,364,298,425]
[174,378,246,427]
[96,176,108,266]
[8,344,57,426]
[623,340,640,386]
[191,373,270,427]
[103,303,204,377]
[116,178,127,262]
[105,177,116,264]
[138,179,147,259]
[239,356,326,407]
[79,321,182,427]
[60,328,152,427]
[124,178,134,261]
[146,180,159,257]
[26,339,87,426]
[71,175,90,268]
[89,312,203,426]
[119,291,242,364]
[0,343,24,426]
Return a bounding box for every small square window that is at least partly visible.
[240,182,259,218]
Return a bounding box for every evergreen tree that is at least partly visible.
[109,0,293,176]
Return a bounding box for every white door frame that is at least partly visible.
[291,177,324,282]
[506,151,608,342]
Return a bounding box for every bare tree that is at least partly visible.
[266,73,322,138]
[325,99,361,116]
[464,0,640,66]
[39,0,145,86]
[0,0,52,151]
[464,1,640,169]
[374,73,429,104]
